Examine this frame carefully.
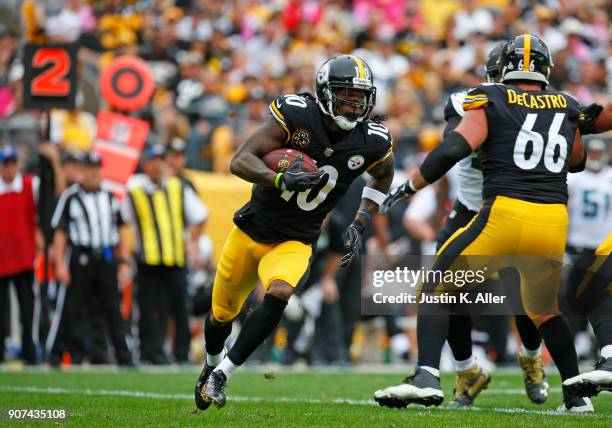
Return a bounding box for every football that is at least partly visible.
[262,148,318,173]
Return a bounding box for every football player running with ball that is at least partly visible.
[194,55,394,410]
[375,35,593,412]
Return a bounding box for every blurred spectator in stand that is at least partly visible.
[49,95,96,152]
[245,13,287,78]
[419,74,445,125]
[21,0,46,44]
[0,27,20,120]
[175,4,211,46]
[358,37,409,116]
[45,0,95,43]
[451,0,494,42]
[385,78,422,163]
[451,31,490,76]
[531,6,566,55]
[560,18,591,64]
[171,50,205,125]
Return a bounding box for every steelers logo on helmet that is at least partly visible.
[315,55,376,131]
[499,34,554,88]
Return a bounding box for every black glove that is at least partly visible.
[578,103,604,135]
[378,182,415,214]
[276,154,325,192]
[340,220,365,268]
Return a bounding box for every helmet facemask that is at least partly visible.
[323,84,376,130]
[484,41,506,83]
[485,67,501,83]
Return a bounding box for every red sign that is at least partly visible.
[100,56,155,111]
[94,110,149,195]
[95,110,149,150]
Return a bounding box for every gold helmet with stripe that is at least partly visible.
[500,34,554,87]
[315,55,376,131]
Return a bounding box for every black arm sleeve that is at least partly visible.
[419,131,472,184]
[569,148,587,173]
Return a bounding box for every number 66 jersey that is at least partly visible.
[234,93,393,244]
[463,83,581,204]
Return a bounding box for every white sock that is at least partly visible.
[206,351,223,367]
[454,355,477,371]
[214,357,239,380]
[601,345,612,359]
[521,344,541,359]
[420,366,440,378]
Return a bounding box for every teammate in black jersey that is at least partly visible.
[194,55,395,410]
[433,42,548,408]
[374,35,593,412]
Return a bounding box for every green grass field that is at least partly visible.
[0,368,610,427]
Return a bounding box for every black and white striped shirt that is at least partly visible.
[51,184,124,249]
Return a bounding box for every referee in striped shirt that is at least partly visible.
[49,151,133,366]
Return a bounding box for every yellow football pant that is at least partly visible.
[211,226,313,323]
[432,196,569,325]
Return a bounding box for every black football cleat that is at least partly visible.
[202,370,228,408]
[194,364,215,410]
[556,385,593,413]
[373,366,444,408]
[563,357,612,398]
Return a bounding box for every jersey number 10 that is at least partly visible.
[513,113,567,173]
[280,165,338,211]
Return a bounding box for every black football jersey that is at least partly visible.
[234,93,393,244]
[463,83,581,204]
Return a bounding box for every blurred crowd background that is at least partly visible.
[0,0,611,369]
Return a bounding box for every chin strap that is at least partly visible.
[319,89,358,131]
[332,115,357,131]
